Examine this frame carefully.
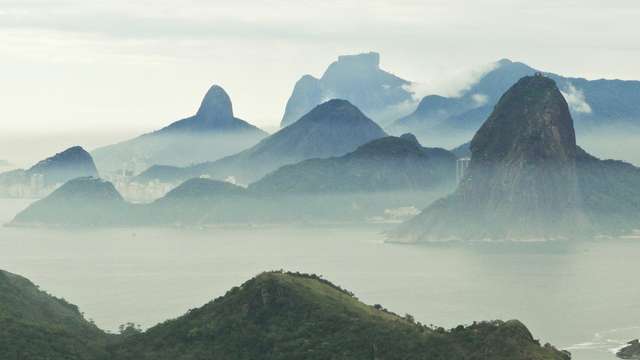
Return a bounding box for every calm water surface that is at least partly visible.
[1,199,638,360]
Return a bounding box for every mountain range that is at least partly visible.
[89,54,640,177]
[250,133,456,193]
[390,59,640,148]
[137,99,388,185]
[13,76,640,235]
[0,268,569,360]
[12,133,458,227]
[394,75,640,241]
[281,52,415,127]
[91,85,267,174]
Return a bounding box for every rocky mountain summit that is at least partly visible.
[91,84,267,173]
[281,52,414,127]
[158,85,259,132]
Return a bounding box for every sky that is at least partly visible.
[1,0,640,164]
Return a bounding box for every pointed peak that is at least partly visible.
[471,74,576,163]
[196,84,234,122]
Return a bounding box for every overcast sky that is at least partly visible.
[2,0,640,140]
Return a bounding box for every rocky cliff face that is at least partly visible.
[467,74,581,223]
[281,52,414,127]
[394,75,588,241]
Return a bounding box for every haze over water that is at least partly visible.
[1,199,638,360]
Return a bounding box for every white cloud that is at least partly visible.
[561,83,592,114]
[403,60,499,100]
[471,93,489,107]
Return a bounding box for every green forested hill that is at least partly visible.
[0,269,570,360]
[0,270,109,360]
[109,271,569,360]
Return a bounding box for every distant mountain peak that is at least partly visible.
[90,83,267,173]
[29,146,92,169]
[299,99,365,124]
[334,52,380,69]
[281,51,413,127]
[394,75,585,241]
[399,133,420,145]
[471,74,577,164]
[26,146,99,185]
[195,84,234,124]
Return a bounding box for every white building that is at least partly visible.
[456,158,471,184]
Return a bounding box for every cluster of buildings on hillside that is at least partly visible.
[109,176,175,203]
[456,158,471,184]
[0,173,60,199]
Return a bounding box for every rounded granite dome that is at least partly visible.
[196,85,234,124]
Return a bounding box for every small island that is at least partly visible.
[618,340,640,359]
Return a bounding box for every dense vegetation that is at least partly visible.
[0,270,109,360]
[0,269,569,360]
[110,271,568,360]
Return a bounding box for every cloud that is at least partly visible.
[403,60,499,100]
[471,93,489,107]
[561,83,592,114]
